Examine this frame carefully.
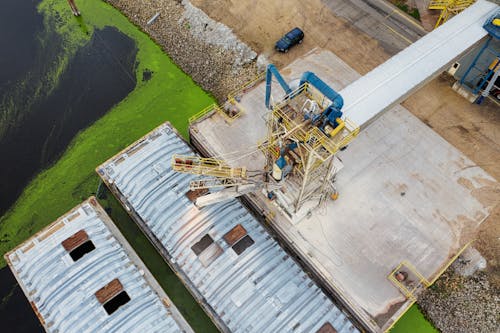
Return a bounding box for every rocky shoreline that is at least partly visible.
[419,270,499,333]
[104,0,260,102]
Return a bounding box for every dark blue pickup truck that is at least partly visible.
[275,27,304,53]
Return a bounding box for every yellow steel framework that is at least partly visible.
[189,178,241,190]
[429,0,476,28]
[388,260,430,302]
[262,82,359,212]
[172,155,247,179]
[179,79,359,212]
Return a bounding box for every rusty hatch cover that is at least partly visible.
[223,224,247,246]
[61,230,89,252]
[95,279,123,304]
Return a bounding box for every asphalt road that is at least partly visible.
[322,0,427,55]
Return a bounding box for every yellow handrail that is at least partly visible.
[189,104,217,124]
[171,154,247,179]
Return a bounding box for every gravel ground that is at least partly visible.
[419,270,500,333]
[104,0,260,102]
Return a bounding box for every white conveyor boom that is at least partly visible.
[340,0,499,127]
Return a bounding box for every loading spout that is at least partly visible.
[300,71,344,110]
[265,64,293,109]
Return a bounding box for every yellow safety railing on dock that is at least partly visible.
[223,72,266,122]
[384,240,475,332]
[217,103,243,123]
[189,103,242,125]
[227,72,265,102]
[388,262,423,302]
[189,73,265,125]
[171,154,247,179]
[383,299,416,333]
[429,240,474,284]
[189,104,218,124]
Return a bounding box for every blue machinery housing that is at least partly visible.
[265,64,345,134]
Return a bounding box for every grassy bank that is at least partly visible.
[0,0,213,265]
[0,0,215,331]
[391,304,438,333]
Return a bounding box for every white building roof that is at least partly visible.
[97,123,359,333]
[5,198,192,333]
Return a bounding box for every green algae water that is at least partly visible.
[0,0,215,331]
[0,25,138,214]
[0,0,213,266]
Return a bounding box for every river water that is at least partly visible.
[0,0,137,217]
[0,1,138,331]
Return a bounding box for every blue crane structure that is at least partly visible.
[265,64,345,136]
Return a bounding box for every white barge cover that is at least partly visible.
[340,0,499,126]
[5,198,192,333]
[97,122,359,333]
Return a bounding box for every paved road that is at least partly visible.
[323,0,427,55]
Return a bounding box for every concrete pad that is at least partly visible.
[190,48,499,332]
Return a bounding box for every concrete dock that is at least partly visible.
[189,48,499,332]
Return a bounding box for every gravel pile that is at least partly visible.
[104,0,259,102]
[419,270,499,333]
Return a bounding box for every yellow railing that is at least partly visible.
[189,103,243,125]
[257,139,280,159]
[189,74,265,125]
[383,299,416,333]
[171,154,247,179]
[220,101,244,123]
[429,240,474,284]
[388,260,430,302]
[385,241,474,332]
[189,104,218,124]
[227,72,265,101]
[221,72,266,122]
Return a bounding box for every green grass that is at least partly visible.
[394,1,421,21]
[0,0,213,264]
[0,0,216,331]
[390,304,438,333]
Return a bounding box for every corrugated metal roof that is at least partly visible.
[98,123,359,333]
[5,198,192,333]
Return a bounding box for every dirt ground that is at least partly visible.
[191,0,391,74]
[193,0,499,285]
